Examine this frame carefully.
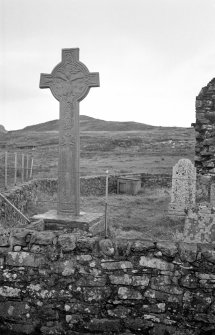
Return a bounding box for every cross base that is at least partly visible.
[31,210,104,234]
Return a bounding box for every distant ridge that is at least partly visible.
[20,115,155,132]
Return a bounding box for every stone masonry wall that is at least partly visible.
[0,227,215,335]
[140,173,171,188]
[194,78,215,174]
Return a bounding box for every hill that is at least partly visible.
[20,115,155,132]
[0,115,195,181]
[0,125,7,134]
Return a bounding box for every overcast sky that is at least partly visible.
[1,0,215,130]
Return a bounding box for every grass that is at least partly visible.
[26,187,185,241]
[0,127,195,185]
[0,124,192,238]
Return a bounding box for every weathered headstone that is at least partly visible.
[168,159,196,218]
[33,49,103,229]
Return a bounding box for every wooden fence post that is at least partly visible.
[14,152,17,185]
[105,170,109,238]
[30,157,34,179]
[21,153,25,183]
[26,154,29,180]
[5,151,8,189]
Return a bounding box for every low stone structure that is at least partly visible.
[0,223,215,334]
[168,159,196,218]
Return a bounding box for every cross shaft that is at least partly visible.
[40,48,99,216]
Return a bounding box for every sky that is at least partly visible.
[1,0,215,130]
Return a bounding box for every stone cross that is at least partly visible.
[40,49,99,216]
[168,158,196,218]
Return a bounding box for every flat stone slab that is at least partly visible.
[31,210,104,232]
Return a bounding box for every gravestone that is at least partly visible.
[33,48,103,230]
[168,159,196,218]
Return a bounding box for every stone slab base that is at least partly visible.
[31,210,104,233]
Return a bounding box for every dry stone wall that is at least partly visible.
[0,227,215,334]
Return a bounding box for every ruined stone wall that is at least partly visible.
[0,228,215,335]
[194,78,215,174]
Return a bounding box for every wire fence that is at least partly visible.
[0,151,34,190]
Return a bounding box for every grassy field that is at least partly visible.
[0,126,195,179]
[0,118,194,238]
[25,186,184,241]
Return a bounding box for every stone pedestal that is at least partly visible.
[32,210,104,234]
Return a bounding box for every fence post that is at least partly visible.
[5,151,8,189]
[14,152,17,185]
[105,170,109,238]
[26,154,29,180]
[21,153,25,183]
[30,157,34,179]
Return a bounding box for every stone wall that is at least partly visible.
[140,173,172,188]
[194,78,215,174]
[0,227,215,335]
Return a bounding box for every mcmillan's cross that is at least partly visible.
[40,49,99,216]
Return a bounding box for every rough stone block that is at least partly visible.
[139,256,174,271]
[29,231,57,245]
[131,239,155,252]
[178,242,197,262]
[0,229,10,247]
[109,274,149,288]
[123,317,153,331]
[51,258,77,276]
[58,234,76,251]
[0,301,30,320]
[6,251,46,268]
[156,241,178,257]
[82,287,111,302]
[118,287,142,300]
[76,275,106,287]
[0,286,21,297]
[87,318,122,333]
[101,261,133,270]
[107,306,131,318]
